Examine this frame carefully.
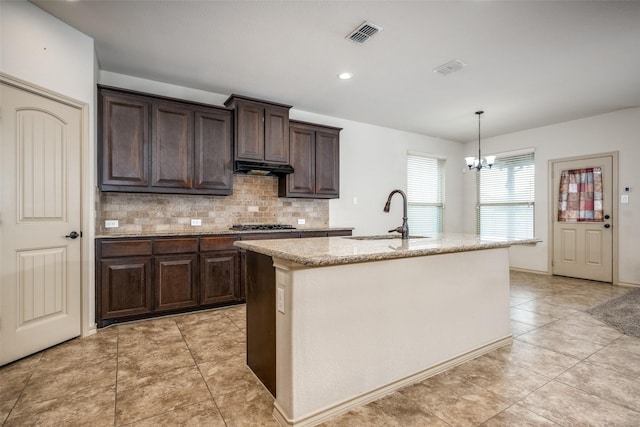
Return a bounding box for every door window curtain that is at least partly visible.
[558,167,603,222]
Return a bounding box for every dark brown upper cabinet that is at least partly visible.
[279,120,341,199]
[224,95,292,165]
[151,101,193,189]
[99,86,233,195]
[99,91,150,187]
[193,108,233,191]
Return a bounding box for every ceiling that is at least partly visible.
[31,0,640,142]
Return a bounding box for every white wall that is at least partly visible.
[1,1,97,331]
[1,1,94,104]
[463,108,640,285]
[99,71,466,237]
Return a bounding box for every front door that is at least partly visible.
[0,81,82,365]
[552,154,614,282]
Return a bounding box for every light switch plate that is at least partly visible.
[298,218,306,225]
[621,195,629,204]
[105,220,118,228]
[191,218,202,226]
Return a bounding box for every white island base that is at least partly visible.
[270,247,512,426]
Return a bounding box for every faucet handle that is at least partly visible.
[388,227,402,234]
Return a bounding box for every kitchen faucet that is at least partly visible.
[383,189,409,239]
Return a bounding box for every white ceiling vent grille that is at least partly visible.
[346,21,383,44]
[433,59,467,76]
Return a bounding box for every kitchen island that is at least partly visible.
[235,233,538,427]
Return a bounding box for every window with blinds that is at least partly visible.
[477,150,535,239]
[407,153,445,235]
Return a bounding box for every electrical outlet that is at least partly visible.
[298,218,306,225]
[248,206,259,212]
[277,288,285,313]
[621,195,629,204]
[191,218,202,226]
[105,220,118,228]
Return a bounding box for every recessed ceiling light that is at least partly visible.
[337,72,353,80]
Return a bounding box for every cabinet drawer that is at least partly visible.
[300,231,328,238]
[327,230,352,237]
[155,238,199,254]
[200,236,238,251]
[100,240,153,257]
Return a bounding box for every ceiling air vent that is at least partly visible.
[433,59,467,76]
[346,21,383,44]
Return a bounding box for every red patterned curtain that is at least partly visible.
[558,167,603,222]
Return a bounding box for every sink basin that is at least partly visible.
[343,235,429,240]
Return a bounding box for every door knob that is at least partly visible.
[65,231,80,239]
[604,224,611,229]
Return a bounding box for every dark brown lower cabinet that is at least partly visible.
[100,257,153,320]
[155,254,198,311]
[96,230,352,327]
[200,250,240,305]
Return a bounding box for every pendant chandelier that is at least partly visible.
[465,111,495,171]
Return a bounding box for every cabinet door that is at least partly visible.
[194,108,233,193]
[200,250,240,305]
[151,102,193,189]
[264,105,290,164]
[286,124,315,196]
[155,254,199,311]
[236,102,264,161]
[100,257,153,319]
[100,92,149,188]
[315,129,340,198]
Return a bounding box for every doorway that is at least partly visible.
[550,152,618,283]
[1,76,88,365]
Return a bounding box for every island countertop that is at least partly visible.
[234,233,539,267]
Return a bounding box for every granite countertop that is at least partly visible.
[95,227,354,239]
[234,233,541,267]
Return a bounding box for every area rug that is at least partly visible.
[586,288,640,339]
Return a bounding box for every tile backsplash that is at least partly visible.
[96,174,329,235]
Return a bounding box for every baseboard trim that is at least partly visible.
[509,267,550,275]
[616,281,640,288]
[272,335,513,427]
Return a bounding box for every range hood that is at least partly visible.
[234,160,294,176]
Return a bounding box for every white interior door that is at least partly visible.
[552,155,613,282]
[1,82,82,365]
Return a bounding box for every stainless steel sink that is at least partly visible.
[343,235,429,240]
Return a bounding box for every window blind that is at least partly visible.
[407,154,444,234]
[477,151,535,239]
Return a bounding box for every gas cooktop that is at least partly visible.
[230,224,297,231]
